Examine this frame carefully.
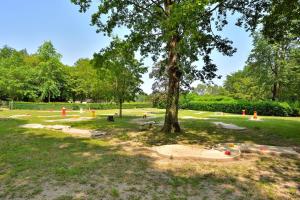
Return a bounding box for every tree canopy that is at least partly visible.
[0,41,145,105]
[71,0,299,133]
[93,38,147,117]
[224,33,300,101]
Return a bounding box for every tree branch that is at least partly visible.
[149,0,168,16]
[126,0,154,15]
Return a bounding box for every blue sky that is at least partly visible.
[0,0,253,94]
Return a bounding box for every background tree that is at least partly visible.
[224,69,266,100]
[262,0,300,43]
[193,84,226,96]
[224,33,300,101]
[36,41,64,102]
[0,46,37,101]
[246,33,299,101]
[71,0,282,133]
[69,58,109,102]
[93,38,147,117]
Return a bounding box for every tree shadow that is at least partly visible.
[138,118,300,147]
[0,118,299,199]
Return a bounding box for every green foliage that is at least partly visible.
[71,0,280,131]
[93,38,147,103]
[11,102,151,110]
[68,58,107,101]
[71,0,276,83]
[181,93,235,102]
[224,70,267,100]
[183,100,299,117]
[93,38,147,116]
[0,42,145,105]
[193,84,227,96]
[262,0,300,42]
[151,92,167,108]
[224,33,300,102]
[153,92,299,116]
[36,41,62,61]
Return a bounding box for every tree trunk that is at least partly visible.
[119,99,123,118]
[48,91,51,103]
[272,82,278,101]
[162,35,181,133]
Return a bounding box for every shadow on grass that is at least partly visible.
[0,118,299,199]
[60,115,149,131]
[138,118,300,147]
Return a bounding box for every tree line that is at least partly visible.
[191,33,300,102]
[0,40,146,117]
[224,33,300,102]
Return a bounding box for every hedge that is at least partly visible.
[10,102,152,110]
[153,96,300,116]
[180,101,299,116]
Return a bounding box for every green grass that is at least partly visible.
[0,108,299,199]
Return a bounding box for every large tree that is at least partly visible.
[71,0,294,133]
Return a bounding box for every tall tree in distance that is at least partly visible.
[37,41,62,61]
[37,41,64,102]
[93,38,147,117]
[246,33,299,101]
[71,0,291,133]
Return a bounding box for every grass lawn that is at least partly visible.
[0,108,299,199]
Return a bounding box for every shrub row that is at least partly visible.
[180,101,299,116]
[10,102,152,110]
[152,93,299,116]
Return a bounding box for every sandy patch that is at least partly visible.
[181,116,213,120]
[195,111,207,114]
[151,144,241,161]
[37,115,80,118]
[213,122,246,130]
[240,144,299,156]
[46,125,71,130]
[20,123,106,138]
[9,114,31,118]
[45,117,93,122]
[130,116,161,125]
[181,116,197,119]
[20,124,45,129]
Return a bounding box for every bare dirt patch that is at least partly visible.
[20,123,106,138]
[213,122,247,130]
[45,117,94,122]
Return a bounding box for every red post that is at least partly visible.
[61,107,66,117]
[242,109,246,116]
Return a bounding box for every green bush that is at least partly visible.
[180,93,235,102]
[11,102,152,110]
[152,93,298,116]
[180,100,297,116]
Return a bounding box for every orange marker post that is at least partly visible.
[61,107,67,117]
[253,111,257,120]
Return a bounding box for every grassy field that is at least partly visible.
[0,108,299,199]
